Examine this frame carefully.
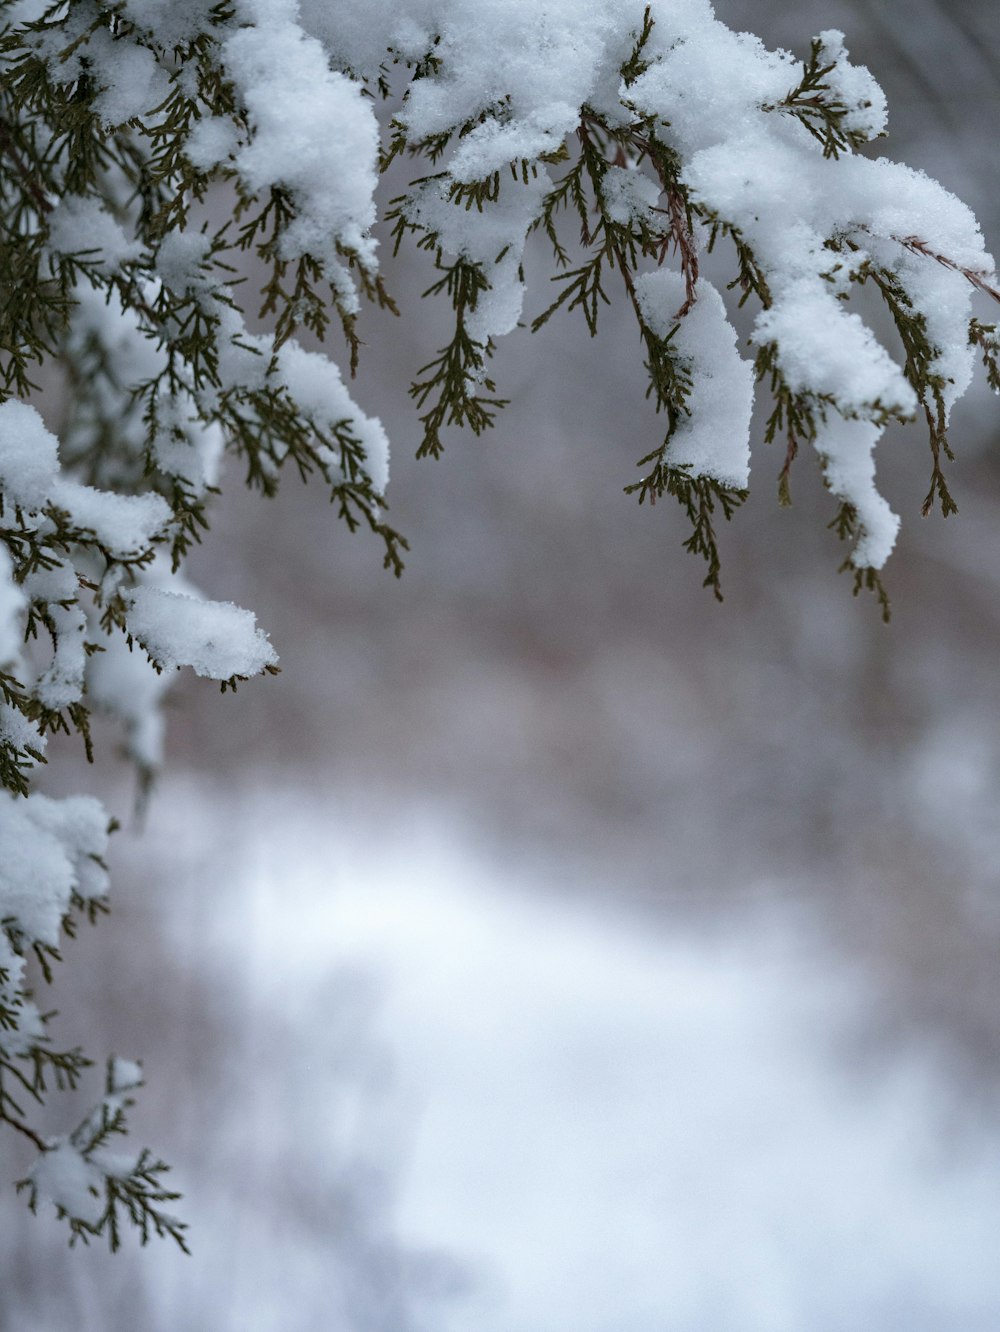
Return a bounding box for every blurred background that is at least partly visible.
[3,1,1000,1327]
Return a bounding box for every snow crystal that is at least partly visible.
[125,586,278,680]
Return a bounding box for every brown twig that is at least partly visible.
[894,233,1000,305]
[2,1111,49,1154]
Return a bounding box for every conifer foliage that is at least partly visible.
[0,0,996,1248]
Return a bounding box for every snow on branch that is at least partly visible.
[0,0,996,1247]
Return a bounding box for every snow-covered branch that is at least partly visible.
[0,0,995,1247]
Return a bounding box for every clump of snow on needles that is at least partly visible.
[125,586,278,681]
[636,271,754,489]
[0,793,108,948]
[0,401,171,555]
[22,0,995,570]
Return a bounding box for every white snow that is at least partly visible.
[277,342,391,494]
[816,415,900,569]
[125,585,278,680]
[635,271,754,487]
[223,1,380,279]
[0,546,26,669]
[0,402,171,555]
[86,620,171,771]
[0,401,60,511]
[0,793,108,947]
[600,165,664,227]
[52,481,172,557]
[404,173,549,345]
[815,29,888,140]
[754,283,915,417]
[46,196,142,270]
[29,1141,105,1226]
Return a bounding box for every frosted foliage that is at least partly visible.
[754,288,914,414]
[305,0,640,163]
[307,0,993,568]
[600,166,663,226]
[403,173,549,342]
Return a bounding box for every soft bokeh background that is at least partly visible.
[4,2,1000,1328]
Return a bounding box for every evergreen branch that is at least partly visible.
[969,320,1000,393]
[829,503,892,622]
[626,461,747,601]
[0,114,53,214]
[855,259,957,516]
[766,38,873,159]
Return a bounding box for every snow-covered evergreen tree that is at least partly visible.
[0,0,996,1248]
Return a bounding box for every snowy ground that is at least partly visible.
[11,776,994,1332]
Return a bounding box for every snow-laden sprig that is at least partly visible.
[372,1,996,607]
[18,1057,188,1253]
